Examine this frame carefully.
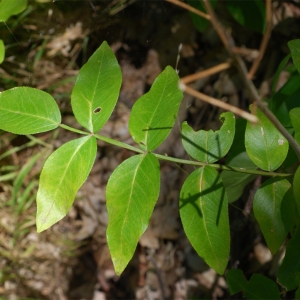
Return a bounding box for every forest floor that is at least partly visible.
[0,1,299,299]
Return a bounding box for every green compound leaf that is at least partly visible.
[180,166,230,274]
[226,0,265,33]
[129,66,183,151]
[0,87,61,134]
[288,39,300,74]
[221,152,257,203]
[245,105,289,171]
[71,41,122,133]
[36,136,97,232]
[244,274,280,300]
[0,0,27,22]
[278,226,300,290]
[253,177,295,254]
[0,39,4,64]
[290,107,300,145]
[106,153,160,275]
[226,269,248,295]
[182,112,235,163]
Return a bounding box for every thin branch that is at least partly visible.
[180,62,231,84]
[165,0,210,20]
[248,0,273,79]
[181,84,258,123]
[202,0,300,160]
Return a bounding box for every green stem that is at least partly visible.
[59,124,91,136]
[154,154,292,177]
[60,123,292,177]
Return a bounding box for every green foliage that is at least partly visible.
[182,112,235,163]
[226,0,266,33]
[288,39,300,74]
[0,39,4,64]
[253,177,295,254]
[106,153,160,275]
[226,270,281,299]
[0,87,61,134]
[180,166,230,274]
[36,136,97,232]
[245,105,289,171]
[0,0,27,22]
[1,37,300,299]
[71,41,122,133]
[129,66,182,151]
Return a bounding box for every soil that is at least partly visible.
[0,1,299,299]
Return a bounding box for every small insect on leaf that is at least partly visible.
[94,107,101,114]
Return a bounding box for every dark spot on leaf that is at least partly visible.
[94,107,101,113]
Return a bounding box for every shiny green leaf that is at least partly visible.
[129,66,182,151]
[293,166,300,214]
[288,39,300,74]
[244,274,280,300]
[180,166,230,274]
[106,153,160,275]
[36,136,97,232]
[0,0,27,22]
[221,152,256,203]
[182,112,235,163]
[0,39,4,64]
[0,87,61,134]
[245,105,289,171]
[71,41,122,133]
[253,177,294,254]
[278,226,300,290]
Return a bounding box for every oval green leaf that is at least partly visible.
[245,105,289,171]
[288,39,300,74]
[71,41,122,133]
[128,66,183,151]
[253,177,295,254]
[278,226,300,290]
[106,153,160,275]
[0,87,61,134]
[36,136,97,232]
[293,165,300,214]
[182,112,235,163]
[0,40,4,64]
[0,0,27,22]
[179,166,230,274]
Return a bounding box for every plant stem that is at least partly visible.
[154,153,292,177]
[60,123,292,177]
[93,133,144,154]
[59,124,91,135]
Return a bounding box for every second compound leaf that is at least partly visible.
[36,136,97,232]
[106,153,160,275]
[179,166,230,274]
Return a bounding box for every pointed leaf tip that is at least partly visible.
[36,136,97,232]
[106,153,160,275]
[71,41,122,133]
